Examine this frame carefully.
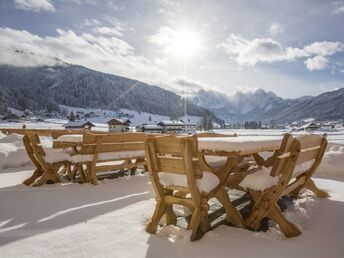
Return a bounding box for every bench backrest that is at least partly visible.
[145,135,203,198]
[269,134,301,177]
[79,132,147,156]
[294,134,327,176]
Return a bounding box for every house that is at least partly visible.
[2,113,21,122]
[157,120,185,134]
[107,118,130,132]
[136,124,164,133]
[64,121,95,130]
[182,122,197,134]
[298,122,319,131]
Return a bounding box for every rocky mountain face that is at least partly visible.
[0,64,212,118]
[189,88,344,123]
[190,89,284,122]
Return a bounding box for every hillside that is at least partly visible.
[0,64,212,118]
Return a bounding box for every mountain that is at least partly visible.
[0,64,212,118]
[260,88,344,122]
[190,88,344,123]
[189,89,284,122]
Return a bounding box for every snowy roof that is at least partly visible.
[158,120,185,126]
[300,122,318,129]
[107,118,130,125]
[64,121,95,128]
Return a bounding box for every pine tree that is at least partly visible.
[69,111,76,121]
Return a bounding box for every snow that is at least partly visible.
[204,156,227,169]
[0,171,344,257]
[239,167,280,191]
[293,159,315,177]
[0,129,344,257]
[158,171,220,193]
[43,148,72,164]
[59,105,202,127]
[198,136,282,153]
[316,145,344,177]
[56,134,83,143]
[0,133,32,169]
[69,150,145,163]
[239,160,317,191]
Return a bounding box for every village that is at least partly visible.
[1,108,343,134]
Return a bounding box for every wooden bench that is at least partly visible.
[284,134,328,198]
[238,134,302,237]
[69,132,147,184]
[144,135,243,240]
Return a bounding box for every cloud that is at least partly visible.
[93,26,124,37]
[174,78,212,93]
[14,0,55,12]
[269,22,284,36]
[217,34,285,66]
[304,55,329,71]
[0,27,166,85]
[218,33,344,71]
[333,5,344,13]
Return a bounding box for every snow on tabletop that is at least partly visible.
[158,171,220,193]
[239,167,280,191]
[198,136,282,153]
[69,150,145,163]
[56,134,83,143]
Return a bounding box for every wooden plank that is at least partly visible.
[296,147,320,165]
[298,134,323,149]
[83,132,147,144]
[158,156,185,174]
[80,142,144,154]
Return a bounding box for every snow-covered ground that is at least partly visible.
[1,130,344,257]
[216,129,344,145]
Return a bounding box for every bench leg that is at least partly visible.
[22,168,43,186]
[306,179,329,198]
[146,200,166,234]
[268,204,301,237]
[32,167,60,187]
[188,207,202,241]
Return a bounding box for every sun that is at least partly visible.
[168,29,203,59]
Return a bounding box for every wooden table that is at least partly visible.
[197,136,283,225]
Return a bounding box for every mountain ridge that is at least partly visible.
[189,87,344,123]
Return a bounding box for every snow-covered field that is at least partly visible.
[1,129,344,257]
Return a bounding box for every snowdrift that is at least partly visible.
[0,131,51,170]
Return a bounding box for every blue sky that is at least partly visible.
[0,0,344,98]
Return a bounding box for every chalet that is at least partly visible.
[136,124,164,133]
[299,122,319,131]
[107,118,130,132]
[157,120,185,134]
[64,121,95,130]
